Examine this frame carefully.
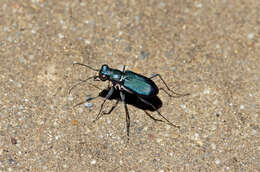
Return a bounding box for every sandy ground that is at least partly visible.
[0,0,259,171]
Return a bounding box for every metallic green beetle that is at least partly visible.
[70,63,189,140]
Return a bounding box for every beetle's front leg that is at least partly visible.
[93,87,115,123]
[102,99,120,115]
[119,90,130,141]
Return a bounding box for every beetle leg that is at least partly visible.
[138,97,180,129]
[122,65,126,72]
[93,87,115,123]
[150,74,189,97]
[143,110,164,123]
[102,99,120,115]
[120,90,130,141]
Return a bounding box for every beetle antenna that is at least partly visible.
[73,62,99,72]
[69,76,97,94]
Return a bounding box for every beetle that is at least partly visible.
[69,62,189,140]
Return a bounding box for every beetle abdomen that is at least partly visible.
[124,71,159,97]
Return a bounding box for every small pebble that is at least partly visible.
[53,121,58,127]
[251,129,256,135]
[194,133,199,140]
[3,26,8,32]
[195,3,202,8]
[9,159,15,165]
[58,33,64,39]
[248,33,254,39]
[50,105,54,110]
[11,137,17,145]
[17,83,22,88]
[180,104,186,109]
[68,95,73,101]
[203,88,210,94]
[211,143,216,150]
[85,39,91,45]
[7,36,12,42]
[31,29,36,34]
[84,102,93,108]
[215,159,220,164]
[211,125,216,130]
[90,159,96,165]
[72,120,78,126]
[29,55,34,60]
[156,138,162,143]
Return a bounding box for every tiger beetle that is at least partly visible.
[69,62,189,140]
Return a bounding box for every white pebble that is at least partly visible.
[3,26,8,32]
[251,129,256,135]
[211,125,216,131]
[29,55,34,60]
[85,39,91,45]
[7,36,12,42]
[203,88,210,94]
[211,143,216,150]
[215,159,220,164]
[31,29,36,34]
[195,3,202,8]
[84,102,93,108]
[248,33,254,39]
[180,104,186,109]
[58,33,64,39]
[194,133,199,140]
[90,159,96,165]
[68,95,73,101]
[156,138,162,143]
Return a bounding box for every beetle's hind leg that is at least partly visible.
[150,74,189,97]
[138,97,180,128]
[143,111,164,123]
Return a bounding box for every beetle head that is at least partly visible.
[99,64,110,81]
